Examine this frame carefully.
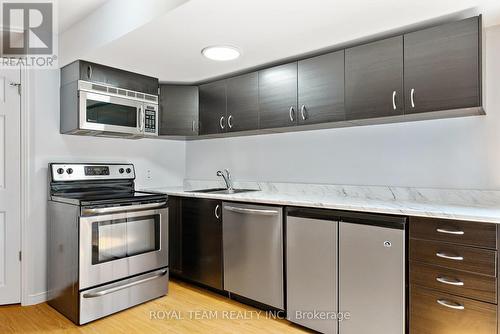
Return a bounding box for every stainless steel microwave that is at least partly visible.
[61,80,159,138]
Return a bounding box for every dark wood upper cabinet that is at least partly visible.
[173,16,483,140]
[226,72,259,132]
[199,80,227,135]
[404,16,481,114]
[298,51,345,124]
[259,63,298,129]
[345,36,404,120]
[159,85,199,136]
[74,60,159,95]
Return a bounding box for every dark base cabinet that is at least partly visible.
[411,286,497,334]
[409,217,498,334]
[168,197,182,275]
[168,197,223,290]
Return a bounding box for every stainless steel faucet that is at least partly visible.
[217,169,233,190]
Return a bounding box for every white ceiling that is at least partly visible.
[58,0,109,32]
[68,0,500,83]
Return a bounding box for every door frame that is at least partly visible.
[19,66,31,305]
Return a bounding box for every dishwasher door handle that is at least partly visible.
[224,205,280,216]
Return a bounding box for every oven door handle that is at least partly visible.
[81,201,167,216]
[82,269,168,299]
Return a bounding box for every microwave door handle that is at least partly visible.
[139,105,145,132]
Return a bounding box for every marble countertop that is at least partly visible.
[143,181,500,224]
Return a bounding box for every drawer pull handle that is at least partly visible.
[436,276,464,286]
[437,299,465,310]
[436,228,465,235]
[436,252,464,261]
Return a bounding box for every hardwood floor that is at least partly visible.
[0,279,312,333]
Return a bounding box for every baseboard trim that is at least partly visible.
[23,291,47,306]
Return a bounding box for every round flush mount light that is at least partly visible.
[202,45,241,61]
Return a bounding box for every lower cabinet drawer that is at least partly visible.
[410,216,497,249]
[411,261,497,303]
[410,285,497,334]
[410,239,497,276]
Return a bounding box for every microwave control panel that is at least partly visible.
[144,105,158,134]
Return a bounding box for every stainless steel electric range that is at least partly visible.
[47,163,169,325]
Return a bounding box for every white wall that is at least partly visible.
[185,25,500,190]
[24,69,185,304]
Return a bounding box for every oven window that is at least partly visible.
[86,99,138,127]
[92,215,160,264]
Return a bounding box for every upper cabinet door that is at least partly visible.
[404,16,480,114]
[345,36,404,120]
[298,51,345,125]
[227,72,259,132]
[199,80,227,135]
[159,85,199,136]
[259,63,298,129]
[78,61,159,95]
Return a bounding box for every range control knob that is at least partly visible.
[57,168,64,175]
[126,168,132,174]
[119,168,125,174]
[66,168,73,175]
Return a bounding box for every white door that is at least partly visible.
[0,68,21,304]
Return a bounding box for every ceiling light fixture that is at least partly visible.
[202,45,241,61]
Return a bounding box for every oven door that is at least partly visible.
[79,207,168,290]
[79,90,145,136]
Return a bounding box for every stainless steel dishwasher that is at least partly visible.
[222,202,284,309]
[339,213,407,334]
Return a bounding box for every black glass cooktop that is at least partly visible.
[52,190,166,206]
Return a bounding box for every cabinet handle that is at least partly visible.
[436,228,464,235]
[219,116,225,130]
[289,106,295,122]
[437,299,465,310]
[215,204,221,219]
[86,65,93,79]
[228,115,233,129]
[436,252,464,261]
[300,105,307,120]
[192,120,196,132]
[392,91,397,110]
[436,276,464,286]
[410,88,415,108]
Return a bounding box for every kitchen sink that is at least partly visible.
[187,188,259,194]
